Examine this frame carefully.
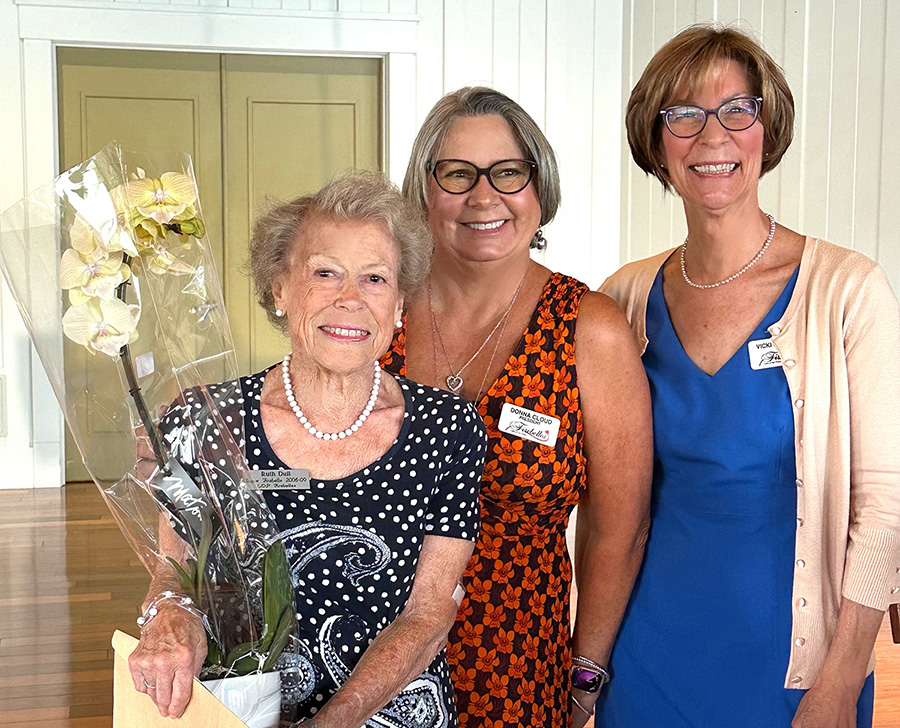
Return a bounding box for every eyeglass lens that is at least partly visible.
[432,160,535,194]
[663,97,760,138]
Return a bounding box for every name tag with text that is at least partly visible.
[498,403,561,447]
[250,468,311,490]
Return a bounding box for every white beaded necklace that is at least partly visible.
[681,212,776,289]
[281,354,381,441]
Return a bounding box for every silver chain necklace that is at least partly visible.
[281,354,381,441]
[681,213,776,289]
[429,272,526,393]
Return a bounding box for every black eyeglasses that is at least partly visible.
[659,96,763,138]
[430,159,537,195]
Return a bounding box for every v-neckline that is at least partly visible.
[653,266,799,379]
[400,272,560,407]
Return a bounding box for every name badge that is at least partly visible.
[747,338,783,370]
[498,402,561,447]
[250,468,311,491]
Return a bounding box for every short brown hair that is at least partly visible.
[403,87,560,248]
[249,171,432,333]
[626,24,794,192]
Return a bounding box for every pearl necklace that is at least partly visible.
[281,354,381,441]
[681,213,776,289]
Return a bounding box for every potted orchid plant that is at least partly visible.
[0,143,296,728]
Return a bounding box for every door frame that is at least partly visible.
[10,2,424,487]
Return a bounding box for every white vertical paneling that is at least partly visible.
[853,1,885,263]
[491,0,520,98]
[515,0,546,129]
[21,39,65,487]
[442,0,493,89]
[389,0,416,13]
[825,0,860,250]
[543,0,597,279]
[879,0,900,290]
[590,0,624,281]
[385,52,418,184]
[621,0,900,296]
[0,0,35,488]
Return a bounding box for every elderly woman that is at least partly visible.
[127,172,487,727]
[597,25,900,727]
[380,87,653,727]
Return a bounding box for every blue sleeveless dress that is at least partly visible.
[596,267,874,727]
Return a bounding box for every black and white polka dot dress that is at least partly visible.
[169,367,486,727]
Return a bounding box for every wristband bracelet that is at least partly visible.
[137,590,208,632]
[571,692,595,717]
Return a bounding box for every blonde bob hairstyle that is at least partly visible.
[249,171,433,334]
[626,24,794,192]
[402,87,560,248]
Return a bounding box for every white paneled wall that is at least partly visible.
[0,0,623,486]
[436,0,624,285]
[621,1,900,295]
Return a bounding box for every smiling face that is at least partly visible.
[271,218,403,377]
[660,58,765,215]
[426,114,542,263]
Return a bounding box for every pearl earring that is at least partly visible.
[396,319,403,328]
[275,309,284,317]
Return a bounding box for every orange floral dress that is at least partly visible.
[382,273,589,728]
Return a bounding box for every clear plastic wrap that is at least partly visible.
[0,143,296,726]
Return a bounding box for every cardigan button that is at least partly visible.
[795,479,803,488]
[891,587,899,594]
[795,638,806,646]
[791,676,802,684]
[771,325,782,335]
[797,597,807,607]
[784,359,796,367]
[796,559,806,568]
[797,518,804,527]
[795,399,805,408]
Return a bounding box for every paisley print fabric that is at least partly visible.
[382,273,589,728]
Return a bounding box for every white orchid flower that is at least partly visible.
[62,298,139,357]
[59,248,131,300]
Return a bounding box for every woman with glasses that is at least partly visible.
[381,87,653,727]
[597,25,900,727]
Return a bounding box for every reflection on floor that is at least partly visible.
[0,482,898,726]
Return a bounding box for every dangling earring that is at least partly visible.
[530,228,547,251]
[275,309,284,317]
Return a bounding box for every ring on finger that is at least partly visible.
[142,677,156,689]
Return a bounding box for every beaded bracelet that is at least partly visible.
[137,590,209,632]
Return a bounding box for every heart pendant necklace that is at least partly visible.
[429,271,526,396]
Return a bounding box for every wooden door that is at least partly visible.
[57,48,223,483]
[221,54,381,373]
[57,49,382,481]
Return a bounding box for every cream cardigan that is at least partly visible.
[600,237,900,689]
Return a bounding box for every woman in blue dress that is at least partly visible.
[593,25,900,728]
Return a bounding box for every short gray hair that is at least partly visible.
[249,171,432,332]
[402,87,560,247]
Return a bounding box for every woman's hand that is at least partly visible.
[791,679,858,728]
[128,603,207,718]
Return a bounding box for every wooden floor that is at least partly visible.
[0,482,898,726]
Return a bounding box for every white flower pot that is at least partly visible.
[203,670,281,728]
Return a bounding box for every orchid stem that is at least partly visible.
[115,272,169,473]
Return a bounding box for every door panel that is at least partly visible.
[57,48,222,483]
[222,54,381,374]
[57,49,382,481]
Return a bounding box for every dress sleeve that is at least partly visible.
[841,264,900,609]
[424,399,487,542]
